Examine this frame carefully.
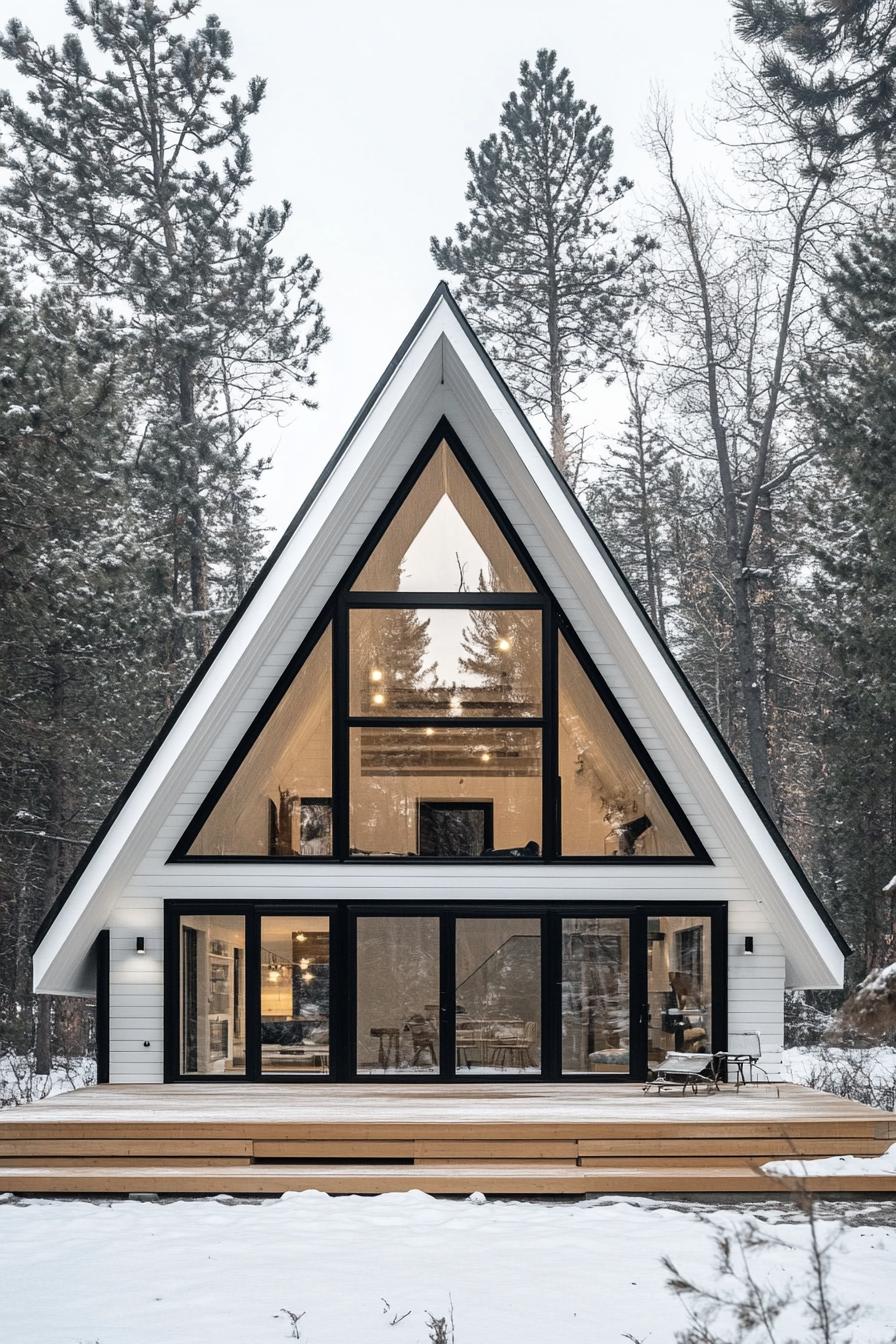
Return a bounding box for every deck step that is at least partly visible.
[2,1161,896,1196]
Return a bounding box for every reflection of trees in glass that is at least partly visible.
[458,607,536,715]
[358,603,436,712]
[562,922,629,1059]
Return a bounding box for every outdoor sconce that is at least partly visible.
[744,936,754,956]
[135,936,146,955]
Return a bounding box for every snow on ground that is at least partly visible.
[781,1045,896,1098]
[0,1054,95,1107]
[1,1192,896,1344]
[764,1144,896,1177]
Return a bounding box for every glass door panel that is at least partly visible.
[646,915,712,1062]
[356,916,441,1074]
[260,916,331,1074]
[179,914,246,1076]
[561,917,630,1075]
[455,917,541,1074]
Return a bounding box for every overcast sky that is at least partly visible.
[10,0,735,539]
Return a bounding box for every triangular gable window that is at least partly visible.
[188,625,333,857]
[352,439,534,593]
[178,428,705,862]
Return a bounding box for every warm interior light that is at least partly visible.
[496,637,511,652]
[480,751,492,763]
[424,726,435,737]
[372,691,386,706]
[370,668,383,683]
[299,958,310,971]
[296,933,306,943]
[302,971,315,983]
[267,967,279,982]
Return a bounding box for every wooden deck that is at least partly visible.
[0,1082,894,1195]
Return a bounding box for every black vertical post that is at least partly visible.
[629,910,649,1081]
[333,594,349,859]
[542,601,557,858]
[94,929,110,1085]
[245,911,261,1081]
[440,914,456,1081]
[542,913,560,1080]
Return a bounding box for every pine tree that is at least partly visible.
[734,0,896,150]
[584,359,670,638]
[0,0,328,674]
[430,48,652,477]
[0,254,147,1065]
[800,210,896,973]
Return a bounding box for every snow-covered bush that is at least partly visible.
[0,1052,95,1108]
[834,962,896,1043]
[783,1045,896,1111]
[783,990,835,1046]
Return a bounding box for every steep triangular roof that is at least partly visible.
[34,283,848,994]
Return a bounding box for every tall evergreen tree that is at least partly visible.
[0,255,147,1066]
[585,358,670,638]
[800,211,896,972]
[430,48,652,477]
[0,0,328,676]
[734,0,896,150]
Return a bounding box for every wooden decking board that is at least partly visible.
[1,1083,892,1195]
[1,1161,896,1196]
[576,1138,889,1157]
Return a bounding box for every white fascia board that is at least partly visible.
[436,307,843,988]
[33,305,450,993]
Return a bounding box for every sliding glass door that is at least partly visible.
[560,917,631,1076]
[166,902,723,1082]
[355,916,440,1074]
[455,918,542,1074]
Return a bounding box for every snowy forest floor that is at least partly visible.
[1,1189,896,1343]
[1,1049,896,1341]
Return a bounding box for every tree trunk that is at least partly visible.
[178,357,210,660]
[757,489,781,820]
[35,996,52,1076]
[35,644,66,1073]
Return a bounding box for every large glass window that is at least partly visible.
[188,627,332,857]
[356,917,440,1073]
[260,916,331,1073]
[349,727,542,856]
[171,904,721,1082]
[349,607,542,717]
[352,440,535,592]
[561,917,630,1074]
[646,915,712,1060]
[558,634,693,857]
[179,914,246,1076]
[177,431,704,865]
[455,918,541,1073]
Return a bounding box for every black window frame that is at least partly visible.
[170,419,709,866]
[163,899,727,1084]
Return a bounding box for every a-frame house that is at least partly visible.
[32,283,848,1092]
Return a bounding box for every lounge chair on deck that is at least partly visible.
[643,1051,719,1095]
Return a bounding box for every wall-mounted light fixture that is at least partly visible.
[744,936,754,956]
[135,936,146,955]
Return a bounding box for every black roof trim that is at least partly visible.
[34,281,850,959]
